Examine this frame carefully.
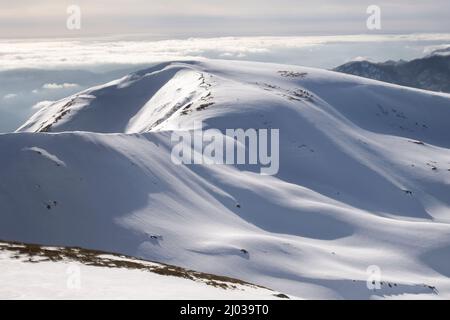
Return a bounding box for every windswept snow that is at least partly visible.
[2,59,450,299]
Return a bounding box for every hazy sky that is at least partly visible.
[1,0,449,38]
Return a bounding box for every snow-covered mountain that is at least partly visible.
[2,59,450,299]
[334,54,450,93]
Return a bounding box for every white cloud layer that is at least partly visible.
[1,34,450,70]
[42,83,79,89]
[3,93,17,100]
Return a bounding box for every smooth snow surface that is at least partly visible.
[2,59,450,299]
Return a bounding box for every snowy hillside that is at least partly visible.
[2,59,450,299]
[0,241,288,299]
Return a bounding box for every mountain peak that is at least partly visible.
[3,58,450,299]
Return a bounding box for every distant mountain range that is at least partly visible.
[334,48,450,93]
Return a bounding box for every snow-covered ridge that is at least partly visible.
[3,59,450,299]
[17,61,216,134]
[0,240,289,299]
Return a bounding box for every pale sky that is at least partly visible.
[1,0,449,38]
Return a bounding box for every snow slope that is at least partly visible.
[0,241,288,300]
[2,59,450,299]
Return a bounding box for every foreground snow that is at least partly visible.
[0,241,289,300]
[1,59,450,299]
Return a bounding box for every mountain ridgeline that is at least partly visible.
[334,53,450,93]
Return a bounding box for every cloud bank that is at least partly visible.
[42,83,79,89]
[1,34,450,70]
